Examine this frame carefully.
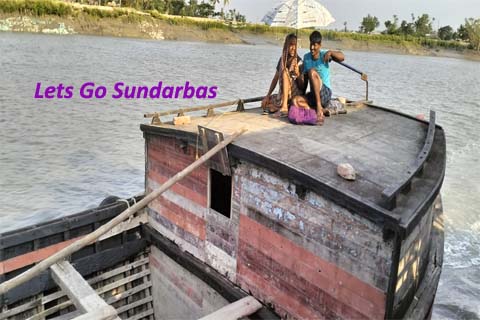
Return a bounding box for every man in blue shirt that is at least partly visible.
[294,31,345,124]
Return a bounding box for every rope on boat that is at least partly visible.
[117,198,131,208]
[0,128,248,296]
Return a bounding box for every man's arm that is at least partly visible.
[324,50,345,63]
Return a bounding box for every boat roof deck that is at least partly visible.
[142,104,444,232]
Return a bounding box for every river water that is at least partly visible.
[0,33,479,318]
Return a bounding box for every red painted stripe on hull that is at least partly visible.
[238,214,386,319]
[0,237,82,275]
[148,145,208,184]
[150,197,206,241]
[148,170,207,207]
[237,262,323,320]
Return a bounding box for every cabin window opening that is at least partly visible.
[295,184,307,200]
[209,168,232,218]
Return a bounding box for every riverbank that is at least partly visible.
[1,6,479,61]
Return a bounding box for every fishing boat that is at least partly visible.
[0,96,445,320]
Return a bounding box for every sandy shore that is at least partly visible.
[1,13,479,62]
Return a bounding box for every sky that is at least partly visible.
[223,0,480,31]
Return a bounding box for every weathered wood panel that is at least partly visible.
[0,199,139,253]
[147,142,208,184]
[144,132,396,319]
[198,296,262,320]
[148,166,207,207]
[156,189,207,219]
[150,196,206,241]
[146,136,208,207]
[237,214,386,320]
[146,135,208,262]
[149,246,229,319]
[148,208,205,261]
[146,134,240,282]
[394,198,436,311]
[235,163,392,289]
[402,197,444,319]
[143,225,279,320]
[1,250,153,320]
[205,208,238,282]
[50,261,119,318]
[0,237,82,276]
[234,163,389,319]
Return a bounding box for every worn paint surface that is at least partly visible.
[394,199,435,309]
[0,237,82,275]
[149,246,228,319]
[234,163,389,319]
[146,135,238,281]
[145,134,392,319]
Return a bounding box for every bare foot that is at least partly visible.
[317,112,325,125]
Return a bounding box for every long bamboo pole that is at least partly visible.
[0,129,247,295]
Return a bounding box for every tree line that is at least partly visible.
[358,14,480,51]
[71,0,245,22]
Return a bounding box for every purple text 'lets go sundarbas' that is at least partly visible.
[34,82,218,100]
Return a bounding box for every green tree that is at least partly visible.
[413,14,433,36]
[209,0,229,5]
[170,0,184,15]
[149,0,166,12]
[399,20,415,35]
[384,15,399,34]
[197,2,214,17]
[359,14,379,34]
[464,18,480,50]
[184,0,197,16]
[236,12,245,23]
[456,24,469,40]
[438,25,454,40]
[163,0,172,14]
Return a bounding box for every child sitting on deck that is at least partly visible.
[261,34,305,117]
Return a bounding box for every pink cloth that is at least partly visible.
[288,105,317,125]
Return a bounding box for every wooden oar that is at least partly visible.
[335,61,369,100]
[0,128,247,295]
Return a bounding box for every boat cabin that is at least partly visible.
[140,100,445,319]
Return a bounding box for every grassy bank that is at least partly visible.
[0,0,478,59]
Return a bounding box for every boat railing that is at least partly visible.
[144,96,264,124]
[381,110,436,210]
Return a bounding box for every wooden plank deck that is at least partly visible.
[144,107,422,201]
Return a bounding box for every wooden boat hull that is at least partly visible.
[0,190,444,319]
[139,103,446,319]
[0,198,276,319]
